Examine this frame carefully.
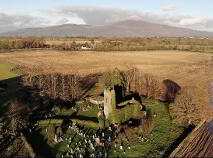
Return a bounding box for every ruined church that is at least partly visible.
[103,86,146,124]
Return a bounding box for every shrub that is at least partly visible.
[125,67,161,99]
[169,86,202,125]
[108,104,141,124]
[138,119,154,136]
[100,68,127,88]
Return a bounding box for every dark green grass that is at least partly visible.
[109,99,183,157]
[0,62,20,109]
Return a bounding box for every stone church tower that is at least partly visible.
[104,88,116,119]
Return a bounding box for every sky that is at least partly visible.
[0,0,213,33]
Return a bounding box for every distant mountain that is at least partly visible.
[1,20,213,37]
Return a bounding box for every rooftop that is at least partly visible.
[170,119,213,157]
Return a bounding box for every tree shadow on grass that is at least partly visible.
[162,79,181,103]
[0,75,100,157]
[0,135,17,153]
[162,124,195,158]
[0,76,22,111]
[40,113,99,123]
[23,128,55,158]
[79,73,102,98]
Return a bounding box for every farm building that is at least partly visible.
[170,119,213,157]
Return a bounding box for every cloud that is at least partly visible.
[41,6,143,25]
[0,12,48,33]
[161,5,179,12]
[0,11,86,33]
[0,6,213,33]
[179,17,207,25]
[47,6,213,31]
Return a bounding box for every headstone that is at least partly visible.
[54,134,58,143]
[108,137,111,142]
[99,152,102,157]
[90,143,94,150]
[59,137,63,142]
[95,137,100,146]
[56,127,63,137]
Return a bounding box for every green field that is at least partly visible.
[0,63,18,80]
[0,62,20,109]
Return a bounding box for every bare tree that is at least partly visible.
[6,99,27,135]
[169,87,202,125]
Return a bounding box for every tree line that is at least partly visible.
[0,38,94,50]
[0,38,47,49]
[22,73,83,103]
[1,37,213,53]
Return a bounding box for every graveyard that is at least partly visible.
[26,96,183,157]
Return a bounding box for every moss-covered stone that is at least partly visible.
[108,104,142,124]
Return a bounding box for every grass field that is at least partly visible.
[0,62,20,109]
[0,50,212,89]
[0,63,18,80]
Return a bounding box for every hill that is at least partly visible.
[1,20,213,37]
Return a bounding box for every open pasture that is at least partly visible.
[0,50,212,86]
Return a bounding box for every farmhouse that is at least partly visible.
[81,46,91,50]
